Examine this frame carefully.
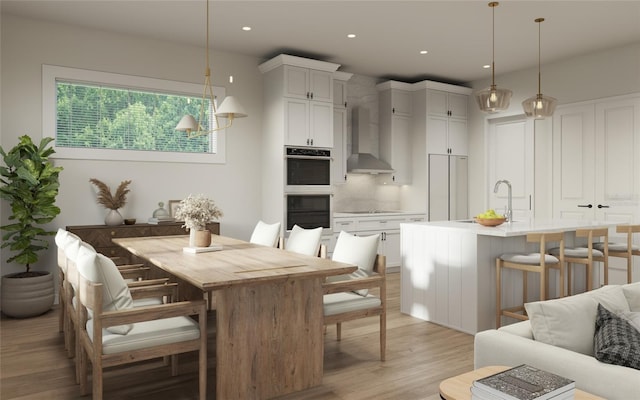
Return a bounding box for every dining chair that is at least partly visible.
[323,231,387,360]
[249,220,282,247]
[496,231,565,328]
[75,246,207,400]
[284,225,323,256]
[593,224,640,284]
[549,227,609,294]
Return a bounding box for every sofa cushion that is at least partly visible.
[622,282,640,311]
[524,285,630,356]
[619,311,640,332]
[594,304,640,370]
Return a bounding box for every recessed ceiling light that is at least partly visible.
[242,26,252,31]
[420,50,428,55]
[347,34,356,39]
[483,64,491,69]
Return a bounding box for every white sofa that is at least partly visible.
[474,282,640,400]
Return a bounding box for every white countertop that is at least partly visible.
[403,218,617,237]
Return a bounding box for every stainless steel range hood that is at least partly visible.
[347,107,394,174]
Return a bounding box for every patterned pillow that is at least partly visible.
[594,303,640,370]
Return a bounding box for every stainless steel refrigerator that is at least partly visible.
[428,154,468,221]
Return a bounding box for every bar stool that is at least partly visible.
[496,231,565,328]
[549,227,608,295]
[593,224,640,284]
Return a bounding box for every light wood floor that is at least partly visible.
[0,272,474,399]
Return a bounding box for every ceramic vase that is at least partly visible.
[190,229,211,248]
[105,209,124,226]
[1,271,55,318]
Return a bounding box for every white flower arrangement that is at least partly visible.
[174,194,223,230]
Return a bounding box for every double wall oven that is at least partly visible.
[285,147,332,231]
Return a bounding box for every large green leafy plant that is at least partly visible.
[0,136,63,275]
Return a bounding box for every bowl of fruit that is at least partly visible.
[474,209,507,227]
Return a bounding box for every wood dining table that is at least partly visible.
[113,234,357,399]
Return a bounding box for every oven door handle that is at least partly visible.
[286,155,332,161]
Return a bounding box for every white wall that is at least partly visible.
[467,42,640,218]
[0,14,265,276]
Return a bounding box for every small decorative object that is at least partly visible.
[475,208,506,227]
[89,178,131,226]
[174,194,223,248]
[148,202,175,224]
[124,218,136,225]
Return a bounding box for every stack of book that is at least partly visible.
[147,216,175,224]
[471,365,575,400]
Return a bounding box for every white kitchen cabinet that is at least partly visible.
[377,81,414,184]
[285,98,333,147]
[284,65,333,103]
[426,89,468,156]
[331,72,352,185]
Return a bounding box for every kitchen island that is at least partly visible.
[400,219,614,334]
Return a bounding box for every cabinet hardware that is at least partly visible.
[597,204,610,209]
[392,107,395,114]
[344,174,347,181]
[310,92,314,100]
[111,231,116,236]
[344,101,347,108]
[578,204,593,208]
[306,92,310,99]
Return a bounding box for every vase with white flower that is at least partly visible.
[174,194,223,248]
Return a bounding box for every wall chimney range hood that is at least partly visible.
[347,107,394,174]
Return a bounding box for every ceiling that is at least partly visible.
[3,1,640,85]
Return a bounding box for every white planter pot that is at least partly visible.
[1,271,55,318]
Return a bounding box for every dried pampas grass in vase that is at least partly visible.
[89,178,132,225]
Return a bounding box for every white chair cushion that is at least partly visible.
[549,246,603,258]
[524,284,631,356]
[593,242,640,252]
[323,292,381,316]
[499,253,559,264]
[56,229,69,272]
[285,225,322,256]
[87,316,200,355]
[249,220,281,247]
[77,246,134,334]
[329,231,380,296]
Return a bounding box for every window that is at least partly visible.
[43,65,226,163]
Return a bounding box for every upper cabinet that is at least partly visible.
[332,72,353,185]
[377,81,414,185]
[333,75,349,109]
[259,55,340,148]
[421,86,471,156]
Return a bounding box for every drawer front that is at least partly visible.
[150,225,188,236]
[334,219,356,232]
[357,218,404,231]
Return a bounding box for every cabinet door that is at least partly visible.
[309,101,333,148]
[333,80,347,109]
[309,70,333,103]
[387,115,412,184]
[448,93,468,119]
[284,65,309,100]
[427,89,449,117]
[426,115,449,155]
[448,118,468,156]
[391,90,412,116]
[285,98,310,146]
[332,108,347,184]
[382,230,401,267]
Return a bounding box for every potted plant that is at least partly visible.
[0,135,63,318]
[174,194,223,247]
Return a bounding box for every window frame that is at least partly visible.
[42,64,226,164]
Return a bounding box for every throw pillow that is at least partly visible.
[329,231,380,296]
[285,225,323,256]
[76,246,134,334]
[594,304,640,370]
[622,282,640,311]
[524,285,630,356]
[619,311,640,333]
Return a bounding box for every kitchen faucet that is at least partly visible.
[493,179,513,223]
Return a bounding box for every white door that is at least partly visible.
[487,115,534,220]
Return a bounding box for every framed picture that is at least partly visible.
[168,200,182,219]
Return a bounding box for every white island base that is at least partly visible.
[400,219,612,334]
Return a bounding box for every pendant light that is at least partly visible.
[474,2,512,113]
[175,0,247,138]
[522,18,557,119]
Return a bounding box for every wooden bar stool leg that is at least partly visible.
[559,261,565,297]
[540,268,547,301]
[567,262,572,296]
[496,259,502,328]
[522,271,528,304]
[587,262,593,291]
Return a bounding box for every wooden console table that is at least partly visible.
[67,222,220,264]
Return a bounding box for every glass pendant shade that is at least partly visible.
[522,93,557,119]
[475,85,513,113]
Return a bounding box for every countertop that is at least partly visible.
[334,211,426,218]
[403,218,617,237]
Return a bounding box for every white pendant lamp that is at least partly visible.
[522,18,557,119]
[474,2,512,113]
[175,0,247,138]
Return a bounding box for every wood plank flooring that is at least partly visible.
[0,272,474,399]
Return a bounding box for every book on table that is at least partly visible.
[471,364,575,400]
